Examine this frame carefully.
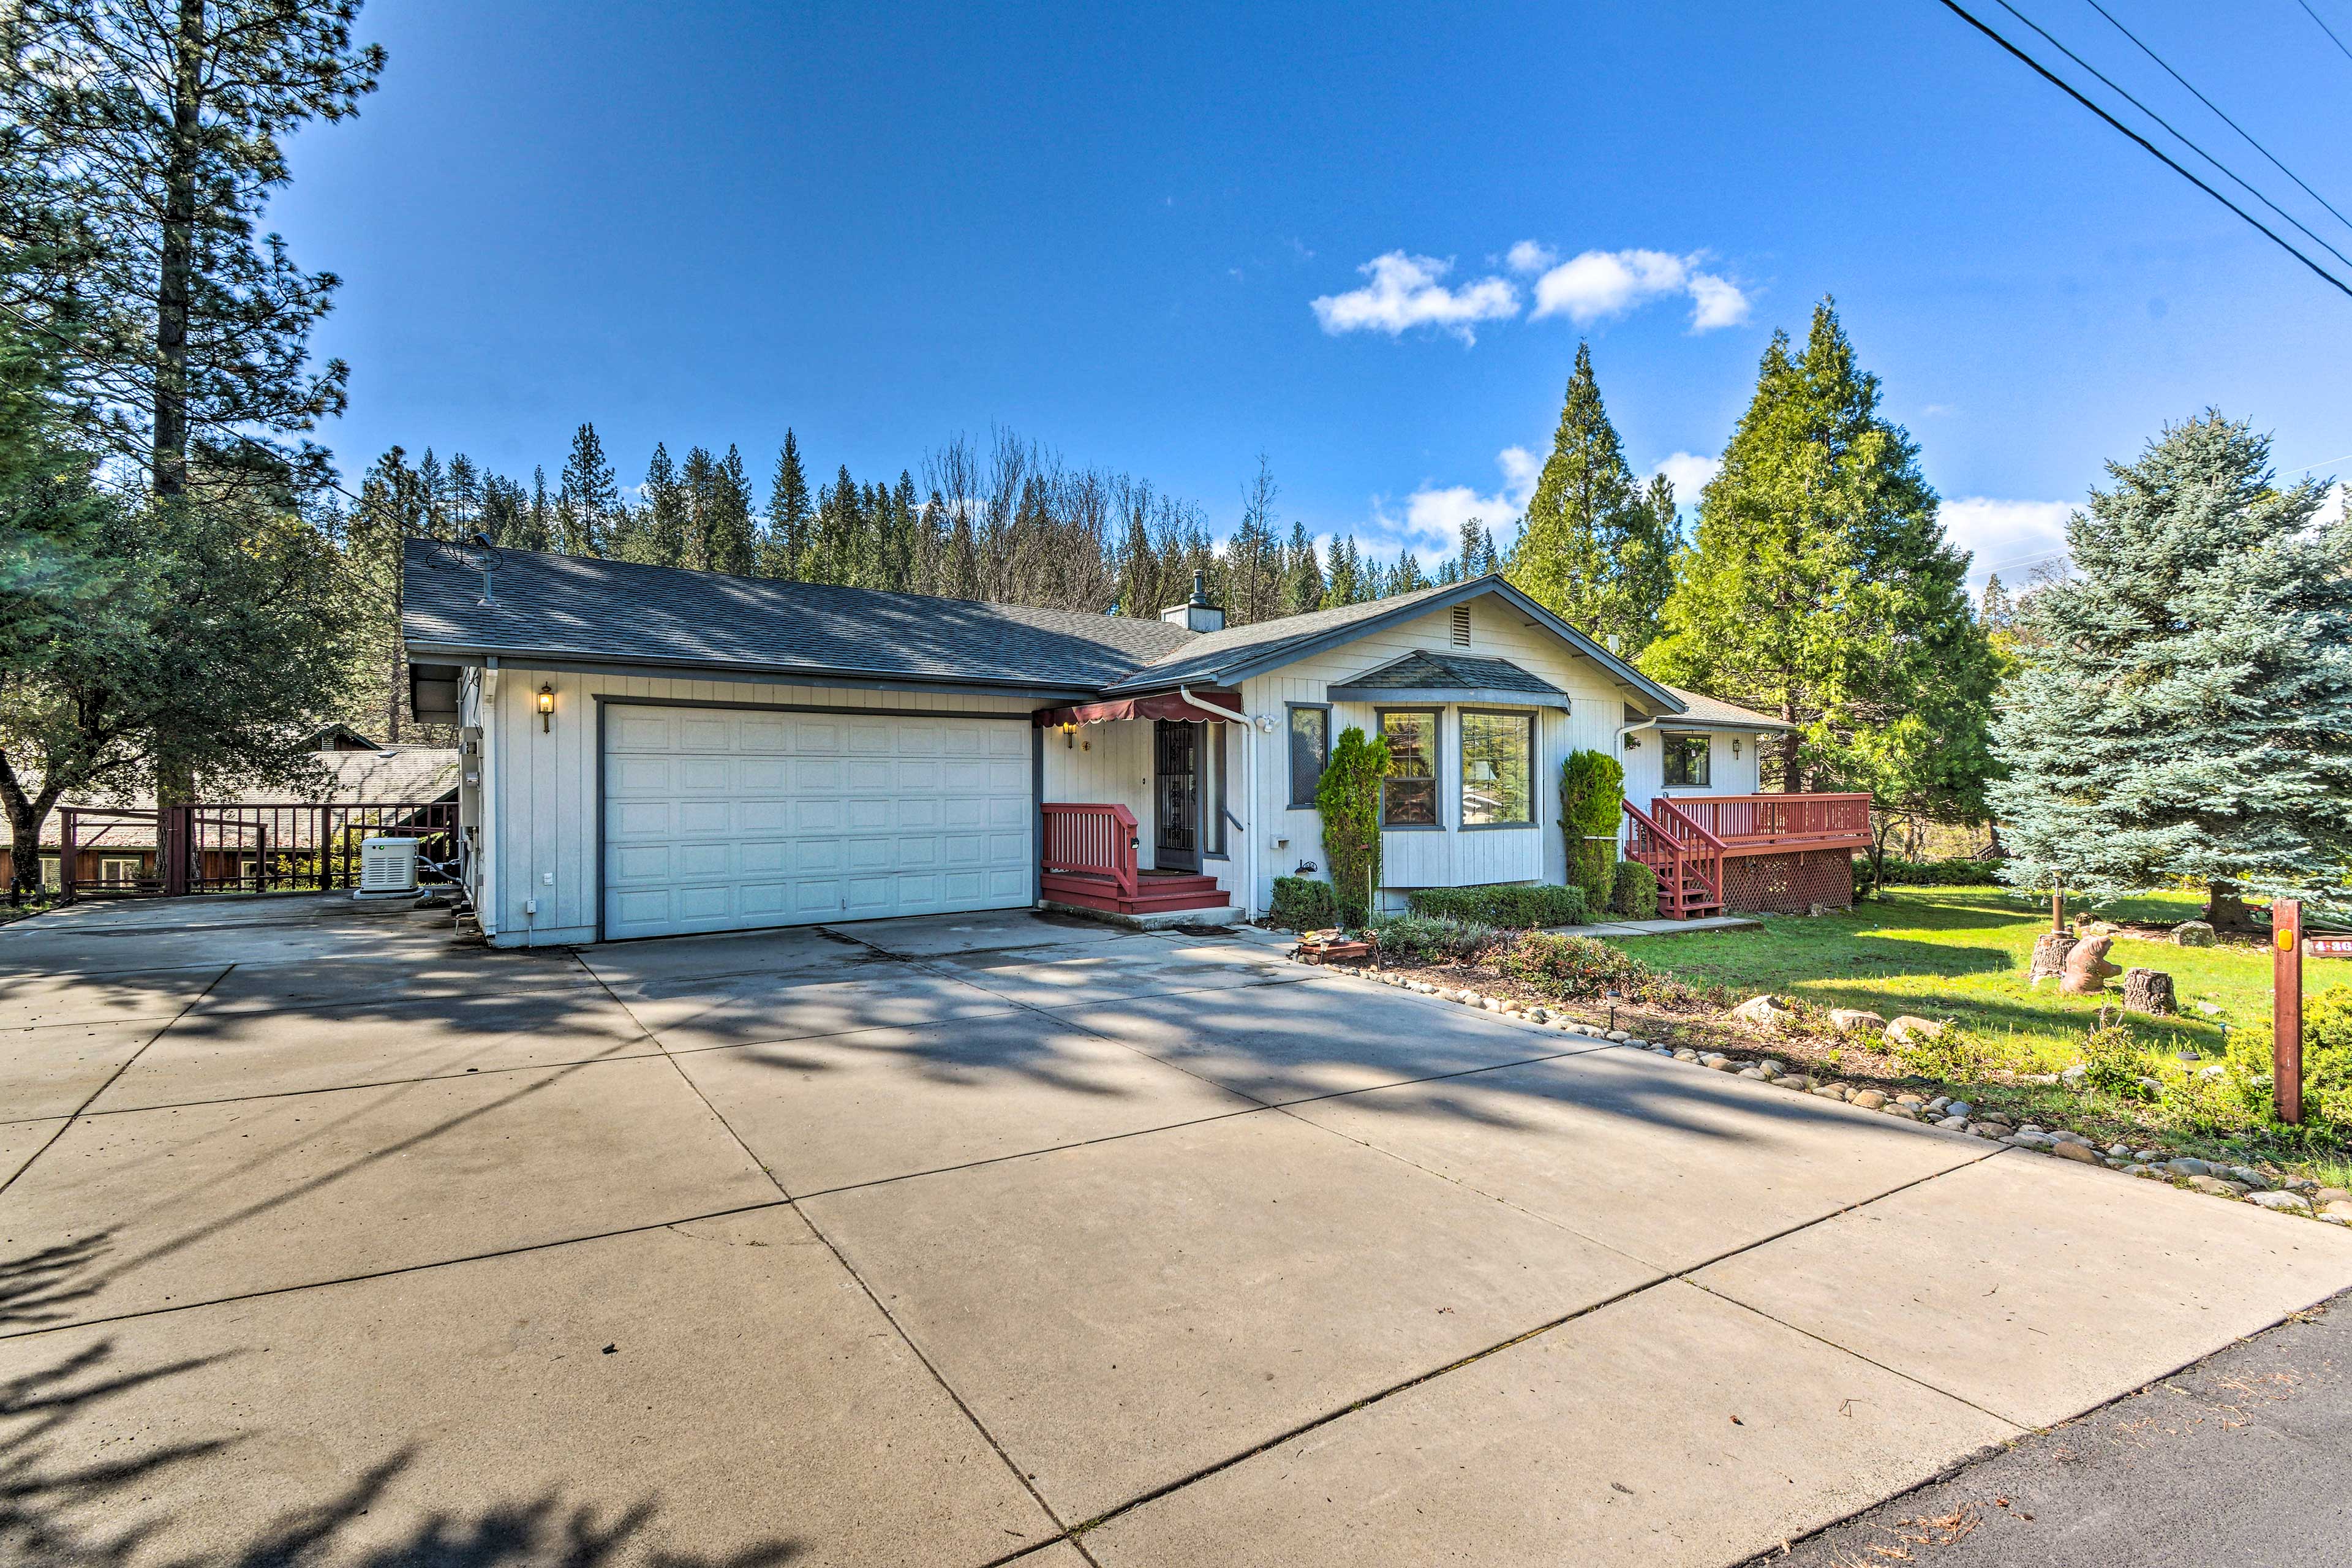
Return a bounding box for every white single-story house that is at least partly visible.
[404,540,1868,946]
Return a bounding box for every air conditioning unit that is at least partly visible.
[355,836,421,899]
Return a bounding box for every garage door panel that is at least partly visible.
[603,705,1033,941]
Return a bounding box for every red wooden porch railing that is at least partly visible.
[1652,797,1727,913]
[1657,793,1871,848]
[1041,802,1139,902]
[1622,799,1724,918]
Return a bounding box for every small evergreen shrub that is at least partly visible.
[2289,986,2352,1127]
[1404,883,1588,929]
[2079,1023,2156,1100]
[1558,750,1624,916]
[1496,931,1683,1001]
[1370,915,1504,965]
[1610,860,1659,919]
[1856,856,2006,894]
[1268,876,1338,932]
[1317,726,1389,927]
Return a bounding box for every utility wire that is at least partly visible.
[2082,0,2352,235]
[2297,0,2352,66]
[1991,0,2352,273]
[1935,0,2352,301]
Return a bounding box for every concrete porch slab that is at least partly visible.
[1693,1151,2352,1430]
[1084,1280,2018,1567]
[0,1055,778,1329]
[1037,899,1245,931]
[0,1208,1058,1566]
[613,967,1027,1055]
[802,1110,1662,1521]
[1288,1046,1994,1272]
[0,1019,168,1121]
[674,1010,1260,1194]
[1063,972,1611,1104]
[85,989,658,1113]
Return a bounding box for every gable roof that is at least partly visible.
[1656,685,1792,731]
[402,539,1191,693]
[1100,575,1684,712]
[1325,650,1570,708]
[0,748,461,849]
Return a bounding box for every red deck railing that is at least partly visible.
[1041,802,1138,902]
[1622,799,1723,918]
[1656,793,1871,850]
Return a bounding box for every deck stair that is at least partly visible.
[1039,802,1231,917]
[1622,798,1725,919]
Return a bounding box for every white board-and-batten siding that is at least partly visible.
[465,667,1032,946]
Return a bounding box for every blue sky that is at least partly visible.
[273,0,2352,587]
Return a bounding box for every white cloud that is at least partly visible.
[2315,480,2348,528]
[1939,497,2077,589]
[1310,252,1520,344]
[1373,447,1540,551]
[1505,239,1556,275]
[1527,247,1751,332]
[1652,451,1720,499]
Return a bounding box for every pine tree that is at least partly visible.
[1641,300,1996,834]
[761,430,812,578]
[1988,413,2352,927]
[1282,522,1325,614]
[1506,342,1635,633]
[522,466,553,551]
[1392,551,1429,593]
[481,473,528,546]
[1327,535,1361,605]
[416,449,447,538]
[1,1,384,498]
[1979,574,2015,630]
[1226,456,1284,624]
[557,422,618,556]
[639,443,687,567]
[446,453,482,536]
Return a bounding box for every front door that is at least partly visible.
[1153,719,1199,872]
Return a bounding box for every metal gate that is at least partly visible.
[56,801,457,900]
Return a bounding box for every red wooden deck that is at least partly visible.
[1040,802,1231,918]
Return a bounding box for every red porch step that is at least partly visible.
[1041,869,1230,917]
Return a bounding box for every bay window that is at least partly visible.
[1378,709,1440,827]
[1460,710,1534,826]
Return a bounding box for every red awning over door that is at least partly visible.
[1033,689,1245,726]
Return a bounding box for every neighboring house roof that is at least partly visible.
[1655,686,1793,731]
[402,538,1191,693]
[0,749,461,850]
[1325,651,1570,709]
[303,722,384,752]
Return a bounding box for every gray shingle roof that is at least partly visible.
[1658,685,1792,730]
[403,539,1193,690]
[1098,581,1458,693]
[1327,650,1567,698]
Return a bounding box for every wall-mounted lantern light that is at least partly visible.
[1060,721,1077,748]
[538,684,555,733]
[1731,737,1741,758]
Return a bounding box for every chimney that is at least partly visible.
[1161,569,1225,633]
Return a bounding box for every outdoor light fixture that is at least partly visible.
[538,684,555,732]
[1731,737,1741,758]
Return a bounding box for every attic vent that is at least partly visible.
[1450,606,1471,646]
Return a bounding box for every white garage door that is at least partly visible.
[601,704,1033,941]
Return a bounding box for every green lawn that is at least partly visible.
[1607,886,2352,1070]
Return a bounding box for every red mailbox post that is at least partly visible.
[2275,899,2302,1125]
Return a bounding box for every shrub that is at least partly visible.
[1268,876,1338,932]
[1893,1025,1994,1084]
[2079,1022,2155,1100]
[1317,726,1389,927]
[2286,985,2352,1128]
[1496,931,1684,1002]
[1610,860,1659,919]
[1371,914,1504,965]
[1404,882,1587,929]
[1558,750,1623,916]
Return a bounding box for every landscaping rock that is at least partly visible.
[1895,1093,1926,1107]
[2324,1200,2352,1221]
[2164,1158,2215,1178]
[2314,1187,2352,1205]
[2005,1133,2051,1149]
[1944,1099,1972,1118]
[2059,1064,2088,1088]
[2171,920,2217,948]
[1936,1115,1971,1129]
[2106,1144,2133,1161]
[1925,1096,1951,1114]
[2135,1148,2163,1164]
[1778,1074,1813,1091]
[1885,1015,1945,1046]
[1756,1060,1785,1080]
[2248,1191,2310,1213]
[1812,1084,1851,1101]
[2123,1164,2158,1177]
[1673,1047,1699,1062]
[1727,994,1800,1033]
[2060,933,2122,996]
[2228,1166,2272,1190]
[1967,1121,2007,1138]
[1624,1037,1651,1049]
[1698,1053,1730,1068]
[1829,1008,1887,1035]
[1738,1068,1767,1080]
[2188,1175,2250,1199]
[1605,1029,1631,1042]
[2027,930,2076,986]
[2049,1140,2102,1164]
[1849,1090,1888,1110]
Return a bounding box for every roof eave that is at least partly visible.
[399,638,1103,702]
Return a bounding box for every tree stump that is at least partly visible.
[2200,883,2263,934]
[2028,930,2076,986]
[2060,933,2121,995]
[2122,968,2177,1016]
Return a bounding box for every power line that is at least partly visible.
[2297,0,2352,66]
[2082,0,2352,236]
[1990,0,2352,274]
[1935,0,2352,301]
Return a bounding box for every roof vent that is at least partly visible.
[1161,569,1226,633]
[1450,605,1471,646]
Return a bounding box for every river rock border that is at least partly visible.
[1337,962,2352,1228]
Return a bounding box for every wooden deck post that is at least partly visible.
[2274,899,2302,1126]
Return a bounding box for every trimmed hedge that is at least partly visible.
[1269,876,1339,932]
[1857,856,2006,892]
[1370,914,1504,965]
[1404,882,1588,929]
[1610,860,1659,919]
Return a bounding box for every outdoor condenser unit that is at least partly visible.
[355,836,421,899]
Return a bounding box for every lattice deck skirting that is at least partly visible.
[1720,850,1855,915]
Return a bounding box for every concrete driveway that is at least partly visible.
[2,897,2348,1567]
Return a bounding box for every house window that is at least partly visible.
[98,856,141,884]
[1378,709,1440,827]
[1287,706,1329,807]
[1461,711,1534,826]
[1663,733,1711,788]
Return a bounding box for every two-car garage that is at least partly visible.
[600,703,1035,941]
